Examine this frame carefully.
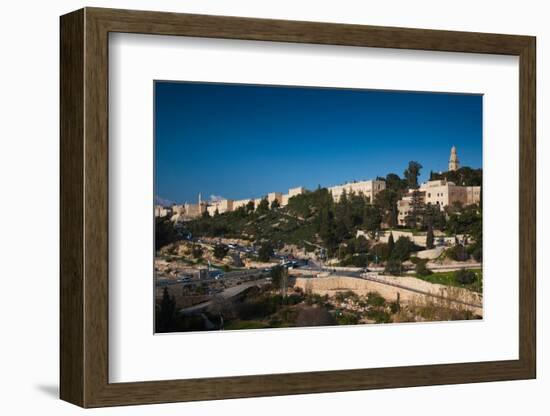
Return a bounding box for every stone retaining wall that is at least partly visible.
[293,275,482,315]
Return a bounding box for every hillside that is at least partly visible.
[175,187,379,255]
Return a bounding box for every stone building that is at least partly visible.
[154,194,208,221]
[420,179,480,208]
[154,205,172,218]
[327,179,386,203]
[164,180,383,220]
[397,179,481,226]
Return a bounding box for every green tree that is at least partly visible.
[156,287,176,332]
[270,265,283,287]
[270,199,280,210]
[423,204,446,231]
[387,232,395,257]
[446,205,482,240]
[257,241,274,262]
[234,206,247,218]
[431,167,482,187]
[374,189,400,227]
[363,204,382,239]
[415,259,432,276]
[213,244,229,260]
[257,198,269,214]
[385,173,408,192]
[385,258,403,275]
[355,235,369,254]
[202,210,210,219]
[270,265,288,296]
[404,190,424,229]
[403,161,423,189]
[155,217,179,250]
[192,244,204,259]
[318,205,338,254]
[392,236,416,261]
[246,200,255,212]
[469,241,482,262]
[426,225,435,249]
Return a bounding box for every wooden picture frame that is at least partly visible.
[60,7,536,408]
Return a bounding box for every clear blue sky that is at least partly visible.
[155,81,482,204]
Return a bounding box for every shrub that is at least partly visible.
[415,259,433,276]
[336,312,359,325]
[192,244,204,259]
[366,292,386,307]
[445,244,469,261]
[366,309,392,324]
[453,268,477,285]
[155,217,180,250]
[305,293,326,306]
[213,244,229,259]
[409,256,421,265]
[334,290,359,303]
[371,243,390,262]
[468,242,483,262]
[384,258,402,275]
[285,294,304,305]
[340,253,368,267]
[295,306,336,327]
[392,236,417,261]
[389,301,400,314]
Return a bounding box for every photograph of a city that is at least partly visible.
[154,81,483,333]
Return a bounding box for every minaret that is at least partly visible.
[448,146,459,171]
[198,192,202,205]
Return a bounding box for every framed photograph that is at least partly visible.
[60,7,536,408]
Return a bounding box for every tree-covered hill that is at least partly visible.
[430,167,482,187]
[178,187,382,256]
[156,162,482,261]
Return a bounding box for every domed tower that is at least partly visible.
[448,146,460,171]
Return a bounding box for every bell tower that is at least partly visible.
[448,146,459,171]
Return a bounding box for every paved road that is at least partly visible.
[179,278,269,314]
[157,268,269,287]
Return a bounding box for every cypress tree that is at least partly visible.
[158,287,176,332]
[426,225,435,249]
[387,232,395,256]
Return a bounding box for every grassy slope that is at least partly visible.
[414,268,483,293]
